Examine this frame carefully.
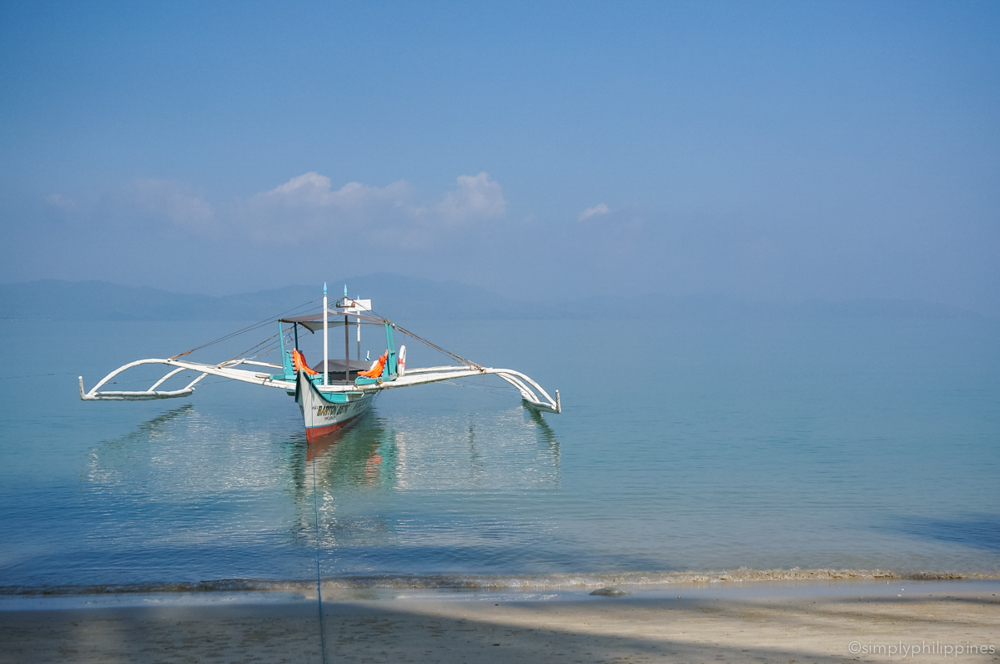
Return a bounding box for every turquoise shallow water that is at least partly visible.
[1,315,998,591]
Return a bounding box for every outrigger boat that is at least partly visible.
[79,285,561,441]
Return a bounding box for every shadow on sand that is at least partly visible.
[3,593,998,663]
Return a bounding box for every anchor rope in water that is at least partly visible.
[311,443,330,664]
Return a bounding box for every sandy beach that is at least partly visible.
[2,584,998,663]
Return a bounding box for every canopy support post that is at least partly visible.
[384,322,397,377]
[279,322,294,380]
[343,285,351,384]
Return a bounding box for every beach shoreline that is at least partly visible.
[3,567,997,600]
[2,580,997,663]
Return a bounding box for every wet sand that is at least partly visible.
[1,588,998,663]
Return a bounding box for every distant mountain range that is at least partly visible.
[0,275,984,322]
[0,275,525,322]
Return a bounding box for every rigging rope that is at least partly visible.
[164,296,485,386]
[438,379,511,395]
[1,371,77,381]
[219,331,280,366]
[390,322,484,371]
[362,306,484,371]
[169,297,320,360]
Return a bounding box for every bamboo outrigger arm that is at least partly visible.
[79,359,560,413]
[78,358,292,401]
[365,365,561,414]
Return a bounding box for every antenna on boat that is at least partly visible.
[322,283,328,386]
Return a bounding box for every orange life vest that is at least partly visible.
[359,351,388,378]
[292,348,319,375]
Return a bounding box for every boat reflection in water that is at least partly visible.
[289,404,561,495]
[287,403,562,569]
[291,410,396,489]
[525,406,559,459]
[75,397,561,584]
[84,404,197,488]
[285,410,401,554]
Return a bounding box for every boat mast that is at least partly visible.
[343,285,350,384]
[322,283,328,386]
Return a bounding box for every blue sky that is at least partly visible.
[2,1,998,312]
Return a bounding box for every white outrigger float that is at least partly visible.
[80,285,560,442]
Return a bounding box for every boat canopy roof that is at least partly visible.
[279,311,387,333]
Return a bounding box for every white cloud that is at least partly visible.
[244,171,505,246]
[255,172,414,213]
[245,173,414,245]
[45,171,507,249]
[435,172,506,223]
[578,203,610,221]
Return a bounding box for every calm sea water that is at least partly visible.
[1,315,998,591]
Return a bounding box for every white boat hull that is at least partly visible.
[295,371,376,442]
